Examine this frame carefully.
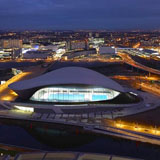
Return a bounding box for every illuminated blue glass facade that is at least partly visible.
[30,86,119,103]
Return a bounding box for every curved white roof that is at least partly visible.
[9,67,125,92]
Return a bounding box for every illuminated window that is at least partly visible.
[30,86,119,103]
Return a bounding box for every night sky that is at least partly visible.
[0,0,160,30]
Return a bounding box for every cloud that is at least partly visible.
[0,0,160,30]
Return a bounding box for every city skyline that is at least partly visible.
[0,0,160,30]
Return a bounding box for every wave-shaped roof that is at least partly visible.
[9,67,124,92]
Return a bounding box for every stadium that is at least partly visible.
[9,67,141,112]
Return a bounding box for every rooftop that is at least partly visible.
[9,67,125,92]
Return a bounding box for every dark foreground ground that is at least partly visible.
[0,118,160,160]
[116,106,160,127]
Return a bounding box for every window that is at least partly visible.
[30,86,120,103]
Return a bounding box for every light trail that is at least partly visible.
[118,52,160,75]
[0,65,49,101]
[112,75,160,81]
[139,83,160,96]
[103,119,160,139]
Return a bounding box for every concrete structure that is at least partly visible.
[0,39,23,49]
[88,37,105,48]
[13,152,140,160]
[22,50,52,60]
[8,67,141,114]
[39,44,59,51]
[0,49,11,59]
[99,46,116,54]
[9,67,124,101]
[67,49,97,59]
[66,40,88,51]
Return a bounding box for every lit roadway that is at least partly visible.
[1,108,160,145]
[136,82,160,96]
[71,58,122,63]
[0,65,49,101]
[101,119,160,145]
[105,119,160,137]
[112,75,160,81]
[118,52,160,75]
[113,75,160,96]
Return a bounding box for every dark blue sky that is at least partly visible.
[0,0,160,30]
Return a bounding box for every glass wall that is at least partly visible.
[30,86,120,103]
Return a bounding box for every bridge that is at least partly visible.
[118,52,160,75]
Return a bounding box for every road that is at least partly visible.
[1,108,160,146]
[0,65,49,101]
[112,75,160,81]
[118,52,160,75]
[112,75,160,96]
[136,82,160,96]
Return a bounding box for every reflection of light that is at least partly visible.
[1,81,6,85]
[134,126,141,131]
[155,130,160,134]
[152,52,159,55]
[34,45,39,49]
[116,123,124,128]
[22,48,38,54]
[14,105,34,112]
[129,92,138,96]
[114,120,160,136]
[151,130,157,134]
[1,95,13,101]
[0,71,31,101]
[10,91,18,96]
[56,48,65,54]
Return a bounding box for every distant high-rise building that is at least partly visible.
[110,33,113,39]
[88,38,105,48]
[89,32,92,38]
[95,33,99,38]
[1,39,23,49]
